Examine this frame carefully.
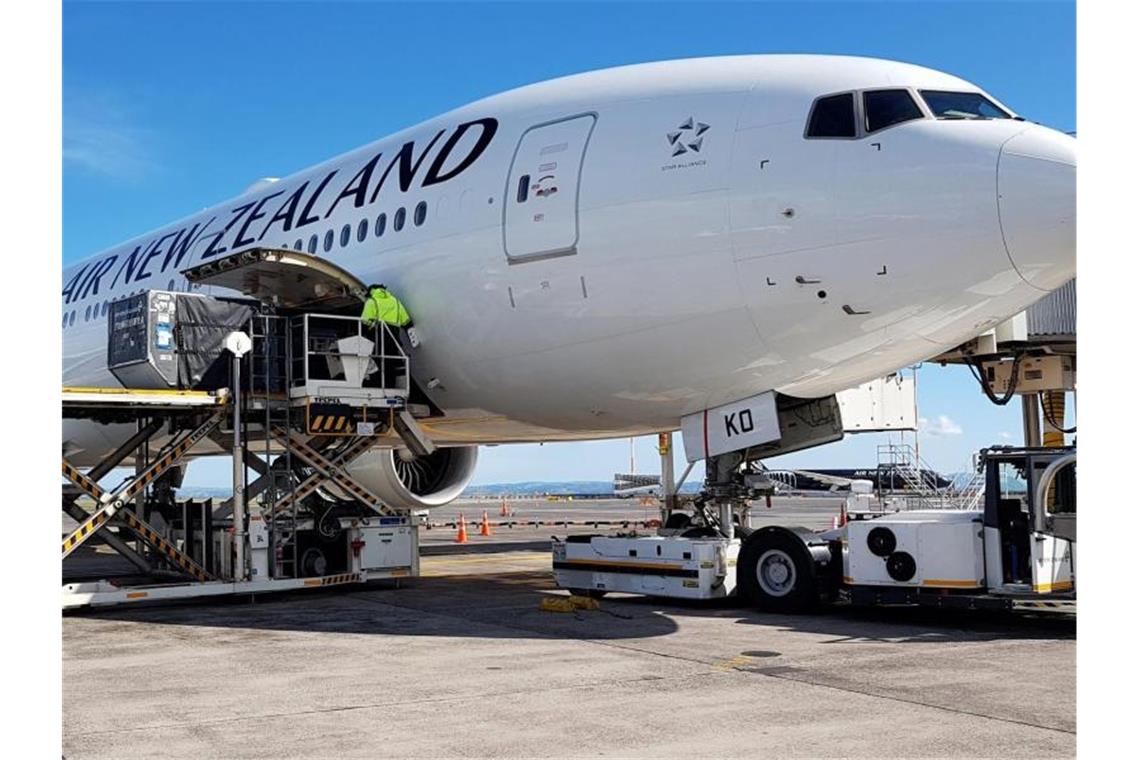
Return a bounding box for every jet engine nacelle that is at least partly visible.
[344,446,479,511]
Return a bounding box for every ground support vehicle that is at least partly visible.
[554,446,1075,613]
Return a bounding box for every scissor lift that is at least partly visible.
[62,248,434,609]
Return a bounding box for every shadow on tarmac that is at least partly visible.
[69,569,1074,646]
[623,593,1075,643]
[420,539,553,556]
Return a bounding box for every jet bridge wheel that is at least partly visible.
[737,527,823,614]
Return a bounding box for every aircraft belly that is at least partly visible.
[423,300,776,433]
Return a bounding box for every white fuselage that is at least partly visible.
[63,55,1075,462]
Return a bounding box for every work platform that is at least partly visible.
[62,248,434,608]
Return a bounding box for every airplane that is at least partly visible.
[62,54,1075,511]
[775,467,954,493]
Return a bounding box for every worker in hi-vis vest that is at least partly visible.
[360,284,420,347]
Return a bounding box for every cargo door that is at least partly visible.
[503,114,596,263]
[183,247,366,311]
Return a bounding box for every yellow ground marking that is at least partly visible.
[711,654,754,671]
[419,552,550,577]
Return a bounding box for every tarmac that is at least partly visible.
[62,498,1075,758]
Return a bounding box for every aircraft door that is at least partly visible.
[503,114,596,263]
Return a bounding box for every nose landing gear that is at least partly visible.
[690,452,840,613]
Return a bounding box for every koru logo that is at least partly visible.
[724,409,754,437]
[666,117,710,157]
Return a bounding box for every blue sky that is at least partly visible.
[63,0,1075,486]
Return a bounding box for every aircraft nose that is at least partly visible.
[997,127,1076,291]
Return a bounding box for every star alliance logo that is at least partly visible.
[666,117,710,157]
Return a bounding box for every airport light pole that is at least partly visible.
[225,331,252,581]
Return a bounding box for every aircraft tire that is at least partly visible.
[737,527,819,614]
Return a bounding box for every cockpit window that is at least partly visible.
[920,90,1012,120]
[863,89,924,133]
[806,93,856,138]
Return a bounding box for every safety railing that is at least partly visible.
[288,313,410,397]
[876,443,983,510]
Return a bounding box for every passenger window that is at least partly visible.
[167,279,175,291]
[85,305,91,322]
[323,230,334,252]
[62,313,67,328]
[414,201,427,227]
[293,239,302,251]
[340,224,351,247]
[69,311,76,326]
[807,93,856,138]
[102,302,108,317]
[864,89,924,133]
[375,213,387,237]
[308,235,318,254]
[394,207,406,231]
[357,219,368,242]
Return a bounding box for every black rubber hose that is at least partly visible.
[968,353,1025,406]
[1039,391,1077,434]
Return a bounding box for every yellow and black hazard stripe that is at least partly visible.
[271,435,376,514]
[61,460,105,501]
[306,403,357,436]
[119,511,214,582]
[302,572,362,587]
[63,412,224,559]
[273,428,391,514]
[62,509,112,556]
[308,413,352,434]
[115,414,222,504]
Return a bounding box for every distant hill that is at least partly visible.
[173,486,233,499]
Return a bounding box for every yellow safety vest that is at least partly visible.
[361,288,411,328]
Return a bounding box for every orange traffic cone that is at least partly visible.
[480,510,492,537]
[455,514,468,544]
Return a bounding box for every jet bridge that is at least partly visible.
[932,278,1076,447]
[62,248,438,608]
